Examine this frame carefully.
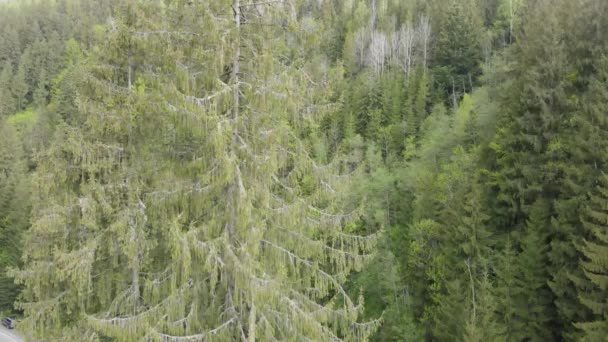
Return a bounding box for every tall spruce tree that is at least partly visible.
[517,200,556,340]
[11,60,29,111]
[568,12,608,338]
[493,238,519,341]
[0,118,27,312]
[432,1,482,107]
[464,270,504,342]
[488,1,591,337]
[576,172,608,340]
[0,61,15,117]
[14,1,379,341]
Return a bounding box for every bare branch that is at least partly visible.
[239,0,284,7]
[185,81,233,107]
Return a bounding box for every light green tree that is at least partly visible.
[14,1,379,341]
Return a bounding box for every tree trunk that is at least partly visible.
[132,256,140,311]
[509,0,514,44]
[128,53,133,90]
[227,0,242,241]
[248,295,256,342]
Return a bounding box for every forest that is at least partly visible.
[0,0,607,341]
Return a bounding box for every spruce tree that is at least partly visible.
[0,118,27,312]
[494,238,520,341]
[11,60,29,111]
[576,172,608,340]
[0,27,20,67]
[432,1,482,107]
[0,62,15,116]
[565,43,608,341]
[488,1,592,337]
[14,1,379,340]
[464,270,504,342]
[517,200,556,340]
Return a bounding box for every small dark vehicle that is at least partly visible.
[1,317,14,329]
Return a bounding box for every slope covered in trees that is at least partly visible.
[0,0,118,318]
[2,0,608,341]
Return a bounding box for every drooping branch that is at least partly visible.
[134,30,202,38]
[184,81,234,108]
[151,318,236,342]
[260,239,355,309]
[86,280,195,330]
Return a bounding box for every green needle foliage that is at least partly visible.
[13,1,379,340]
[2,0,608,341]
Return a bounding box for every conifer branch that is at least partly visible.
[151,318,236,341]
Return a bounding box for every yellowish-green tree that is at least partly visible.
[14,1,379,341]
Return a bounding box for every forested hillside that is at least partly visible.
[1,0,608,341]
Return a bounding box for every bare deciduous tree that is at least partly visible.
[416,15,431,71]
[368,31,389,75]
[391,23,415,76]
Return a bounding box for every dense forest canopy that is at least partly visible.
[1,0,608,341]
